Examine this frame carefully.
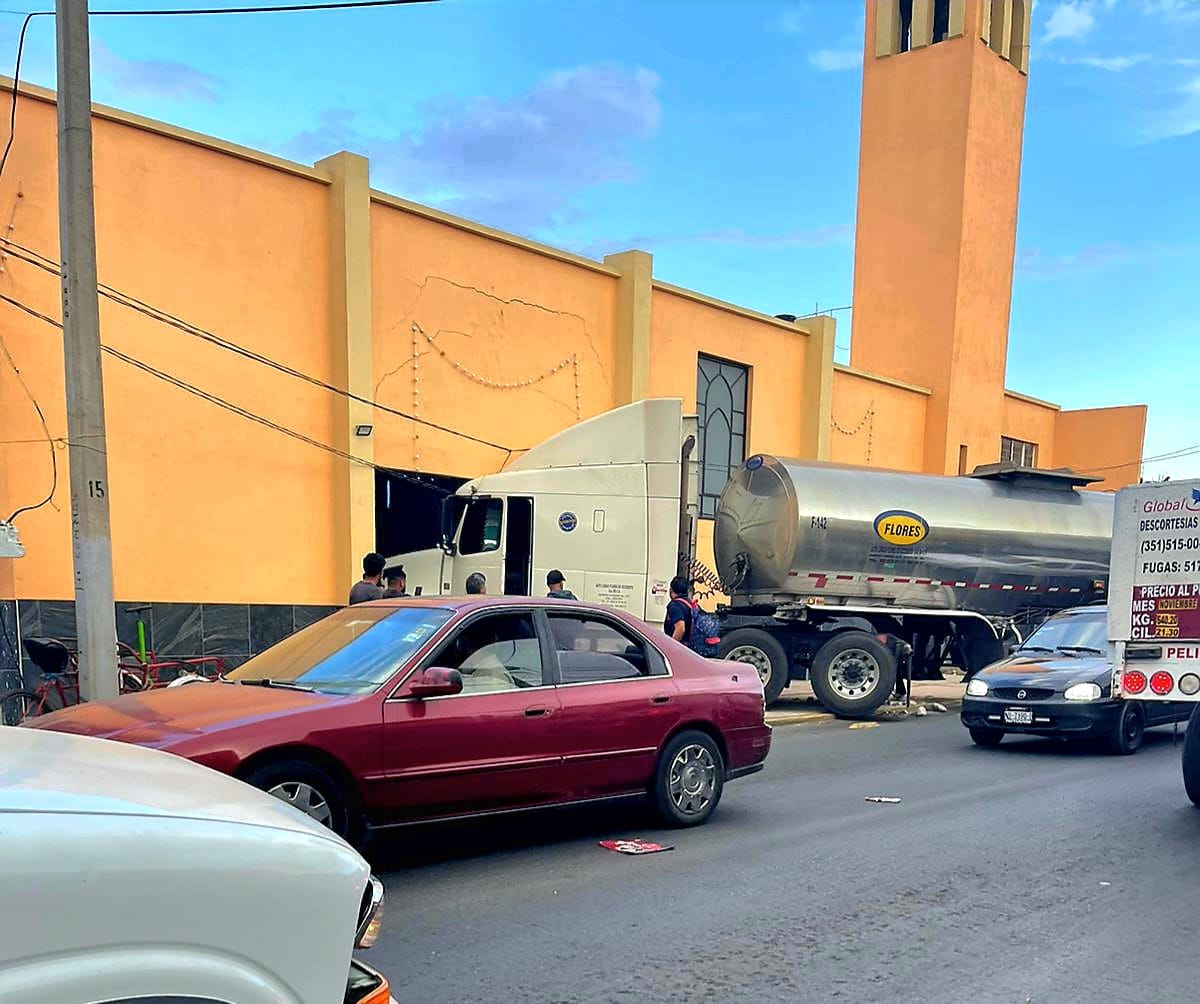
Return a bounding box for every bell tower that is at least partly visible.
[850,0,1031,475]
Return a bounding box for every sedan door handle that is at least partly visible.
[524,706,551,717]
[651,695,671,705]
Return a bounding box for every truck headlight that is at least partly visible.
[966,679,989,697]
[1064,682,1102,702]
[356,876,385,949]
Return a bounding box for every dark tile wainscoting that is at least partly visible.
[4,599,340,688]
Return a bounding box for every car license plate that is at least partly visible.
[1003,708,1034,725]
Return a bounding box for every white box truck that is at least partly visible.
[1107,478,1200,802]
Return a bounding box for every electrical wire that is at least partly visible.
[0,11,49,185]
[91,0,440,14]
[1,238,518,455]
[1079,443,1200,476]
[0,289,455,495]
[0,327,56,522]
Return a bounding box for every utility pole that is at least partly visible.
[56,0,118,700]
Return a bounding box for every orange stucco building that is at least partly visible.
[0,0,1146,667]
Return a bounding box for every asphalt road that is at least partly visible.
[366,714,1199,1003]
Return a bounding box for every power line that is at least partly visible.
[2,238,518,455]
[0,289,456,495]
[0,325,56,522]
[0,11,49,184]
[93,0,440,13]
[0,0,442,185]
[1079,443,1200,476]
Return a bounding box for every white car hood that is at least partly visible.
[0,728,338,842]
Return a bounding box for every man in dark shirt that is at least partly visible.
[546,569,578,600]
[664,575,693,643]
[349,552,386,605]
[381,565,407,598]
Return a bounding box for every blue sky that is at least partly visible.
[3,0,1198,477]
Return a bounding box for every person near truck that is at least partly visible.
[382,565,408,598]
[349,552,386,605]
[664,576,694,643]
[465,572,487,595]
[546,570,578,600]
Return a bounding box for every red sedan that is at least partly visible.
[25,598,772,845]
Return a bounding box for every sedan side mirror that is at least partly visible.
[409,667,463,699]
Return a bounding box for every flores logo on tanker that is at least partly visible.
[873,510,930,547]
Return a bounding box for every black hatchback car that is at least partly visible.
[960,604,1191,755]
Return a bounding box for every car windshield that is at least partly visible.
[226,606,453,694]
[1019,610,1108,656]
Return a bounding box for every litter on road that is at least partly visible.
[598,839,674,855]
[865,796,902,804]
[849,721,880,730]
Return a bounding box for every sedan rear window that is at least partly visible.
[227,607,452,694]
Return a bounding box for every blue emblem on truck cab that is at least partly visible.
[558,512,578,532]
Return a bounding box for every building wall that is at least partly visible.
[830,366,930,471]
[1056,406,1148,492]
[369,197,621,479]
[1002,391,1059,464]
[1,92,342,607]
[648,286,813,454]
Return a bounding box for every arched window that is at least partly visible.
[696,355,749,518]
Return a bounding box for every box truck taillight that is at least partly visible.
[1150,671,1175,696]
[1122,670,1147,695]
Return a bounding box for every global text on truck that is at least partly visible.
[389,399,1114,718]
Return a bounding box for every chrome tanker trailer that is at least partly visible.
[713,455,1114,715]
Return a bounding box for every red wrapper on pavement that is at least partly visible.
[598,838,674,855]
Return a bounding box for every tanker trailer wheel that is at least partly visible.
[810,632,896,719]
[719,629,790,705]
[1183,705,1200,807]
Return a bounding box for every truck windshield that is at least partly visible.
[226,607,453,694]
[1019,610,1107,656]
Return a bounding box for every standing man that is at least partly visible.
[465,572,487,595]
[382,565,408,598]
[546,570,577,600]
[664,575,693,643]
[349,552,386,605]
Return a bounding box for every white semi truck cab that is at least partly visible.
[391,399,698,626]
[1107,478,1200,803]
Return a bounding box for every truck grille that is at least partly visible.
[992,687,1055,701]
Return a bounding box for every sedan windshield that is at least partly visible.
[1019,610,1107,656]
[227,606,453,694]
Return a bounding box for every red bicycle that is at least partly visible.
[0,638,225,725]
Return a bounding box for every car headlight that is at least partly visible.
[966,679,989,697]
[356,876,385,949]
[1064,682,1102,702]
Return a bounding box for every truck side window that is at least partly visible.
[459,499,503,555]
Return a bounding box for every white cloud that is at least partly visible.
[1062,53,1151,70]
[90,40,220,103]
[1139,0,1200,22]
[568,224,853,261]
[1140,74,1200,141]
[283,63,661,232]
[809,48,863,72]
[771,7,807,34]
[1043,2,1097,41]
